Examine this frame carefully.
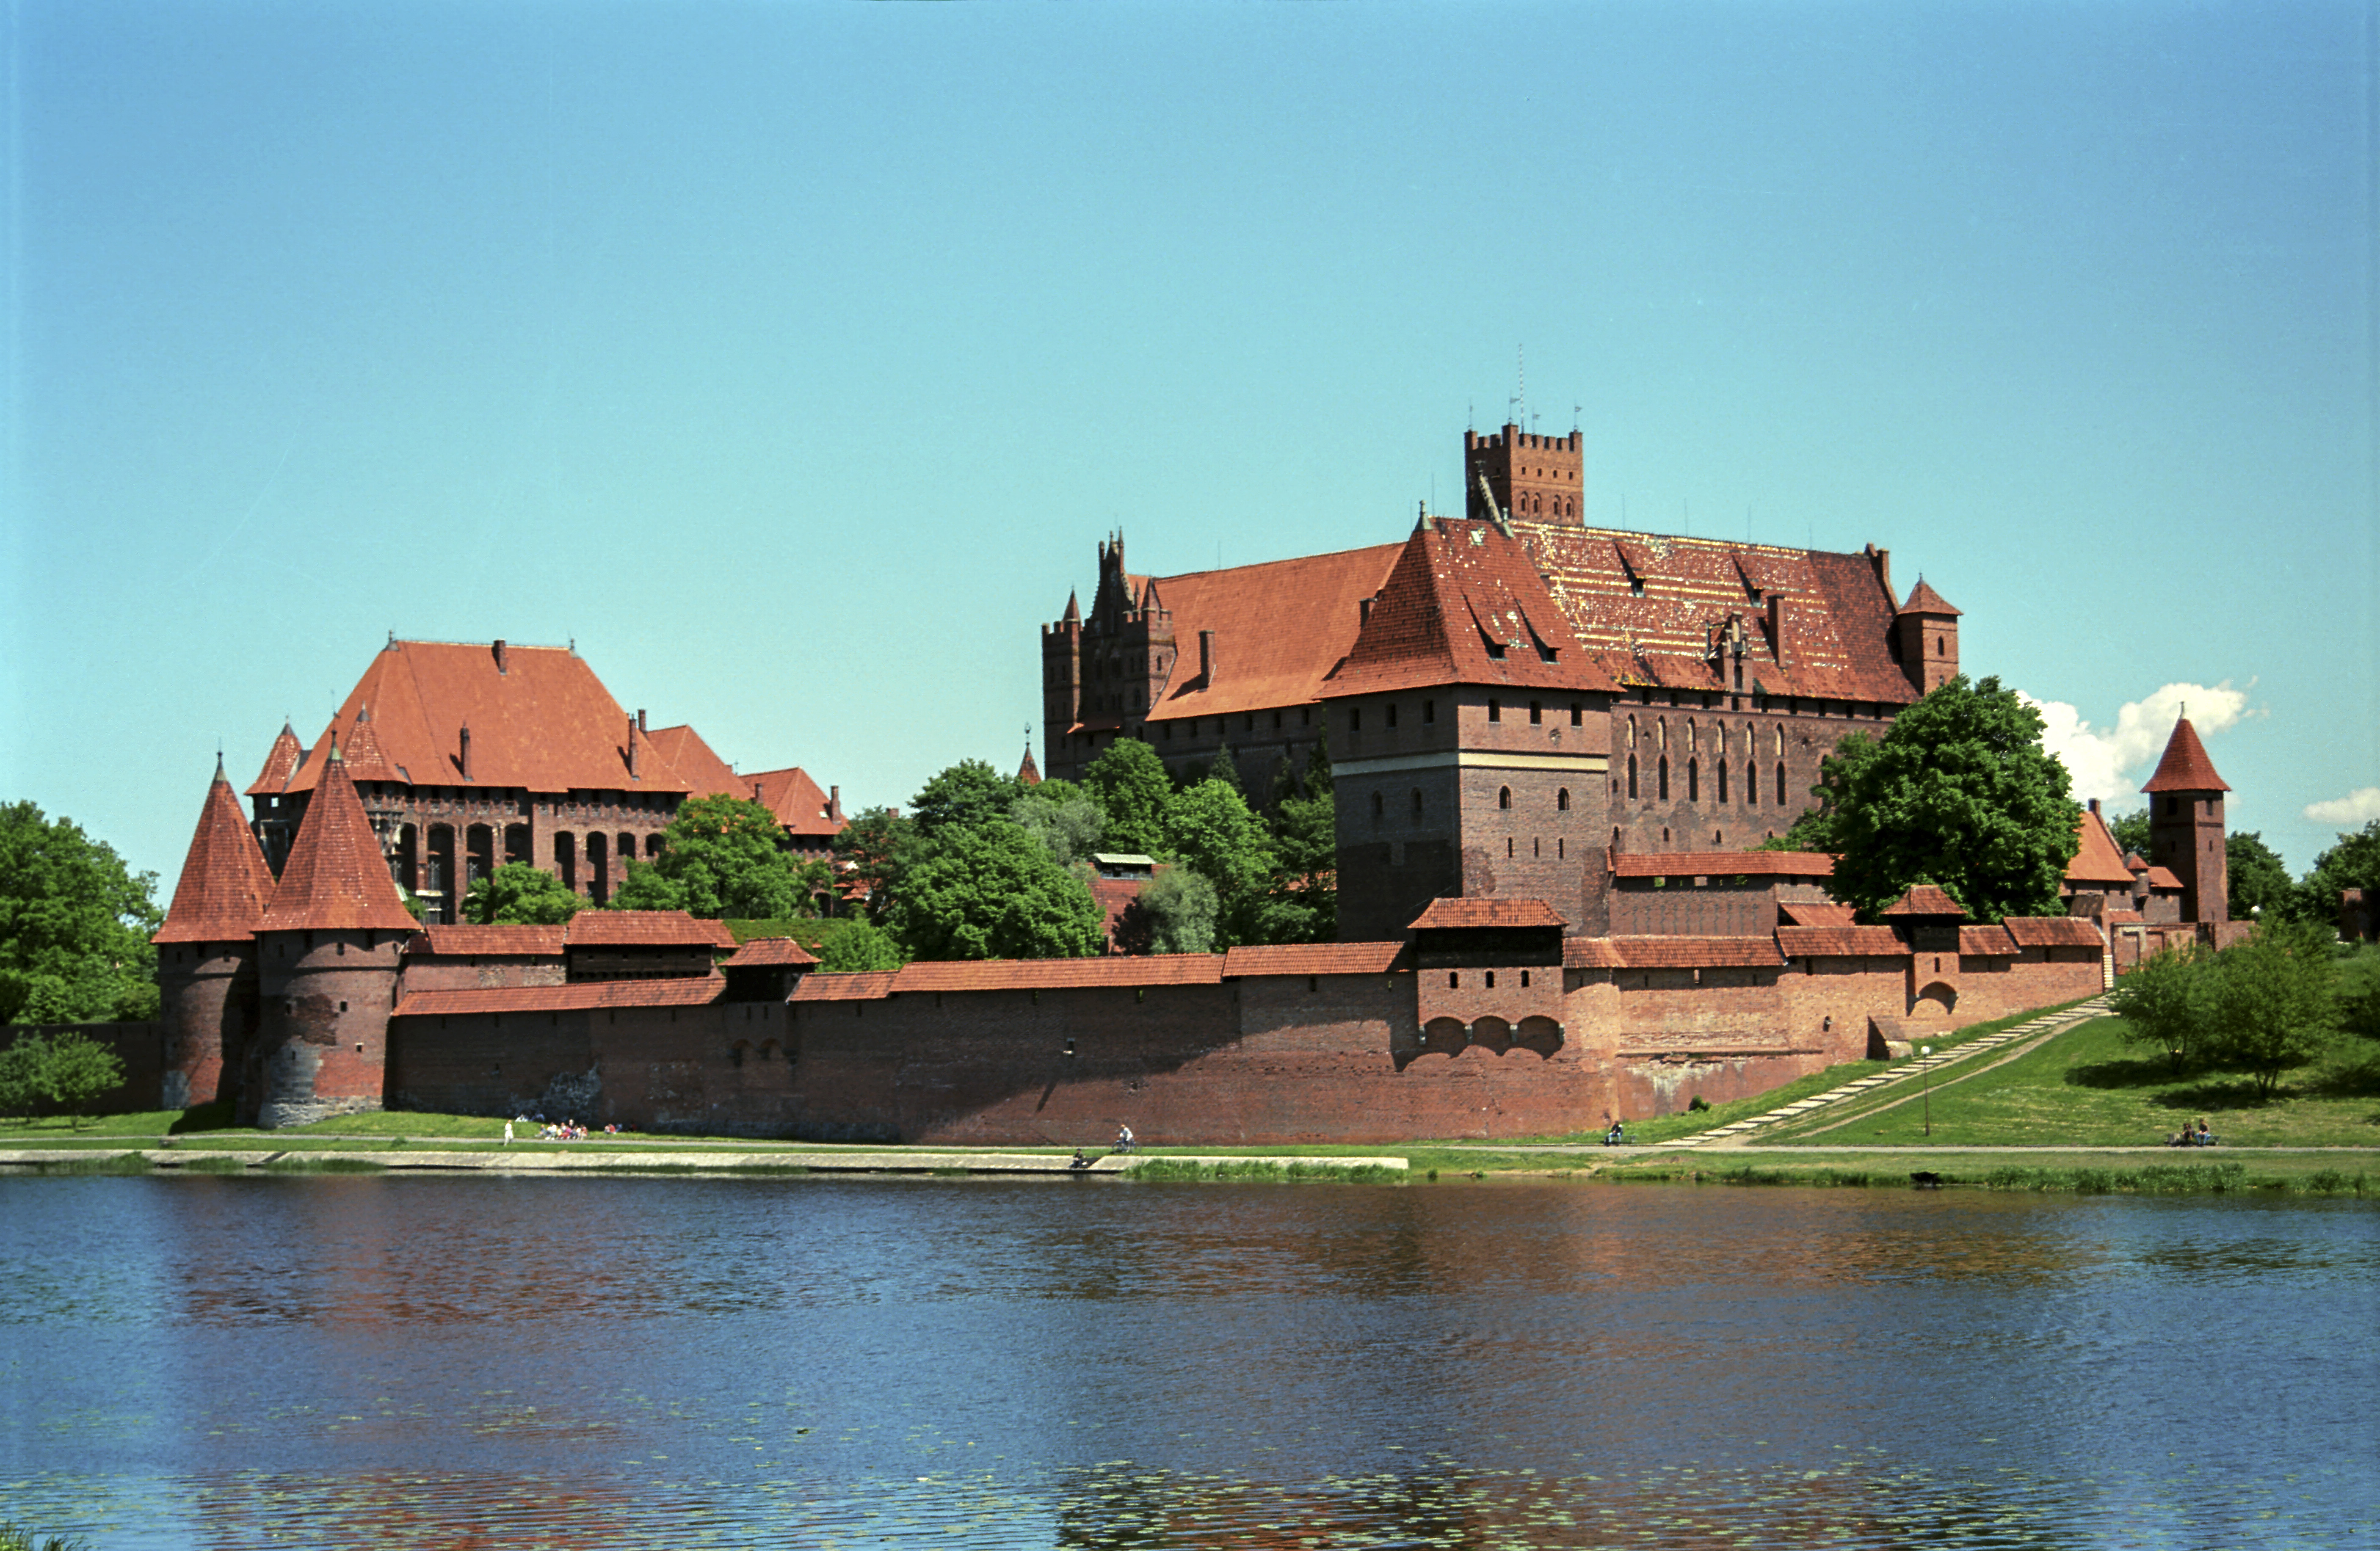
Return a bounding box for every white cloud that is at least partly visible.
[2020,681,2253,809]
[2305,787,2380,827]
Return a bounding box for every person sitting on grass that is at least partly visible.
[2196,1120,2214,1147]
[1604,1120,1626,1146]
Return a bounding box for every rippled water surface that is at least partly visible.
[3,1174,2373,1548]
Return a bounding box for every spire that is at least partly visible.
[1062,590,1081,625]
[246,720,305,795]
[154,761,277,944]
[257,741,419,933]
[2141,717,2231,793]
[1018,741,1042,787]
[1897,577,1962,617]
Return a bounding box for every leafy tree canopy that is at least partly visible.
[463,861,587,925]
[0,801,160,1025]
[1138,866,1219,955]
[815,919,907,973]
[2107,942,2206,1076]
[2225,831,2297,923]
[909,760,1022,838]
[887,820,1106,961]
[1780,675,2078,922]
[1209,742,1244,798]
[2301,819,2380,925]
[1162,778,1279,947]
[1082,740,1173,857]
[832,806,919,926]
[2199,919,2340,1098]
[612,795,825,920]
[0,1029,126,1125]
[1012,782,1105,869]
[2107,807,2152,863]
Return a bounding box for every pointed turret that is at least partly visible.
[257,737,419,934]
[2142,718,2230,925]
[152,758,278,1112]
[1018,742,1042,787]
[1062,590,1081,625]
[156,757,276,945]
[1892,577,1961,694]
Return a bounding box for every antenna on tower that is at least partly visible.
[1572,403,1582,432]
[1516,344,1525,426]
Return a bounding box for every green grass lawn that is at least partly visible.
[1755,1014,2380,1148]
[1599,1148,2369,1195]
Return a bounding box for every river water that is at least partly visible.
[1,1173,2373,1549]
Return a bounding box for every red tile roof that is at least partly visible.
[155,762,278,944]
[246,721,306,797]
[746,766,843,840]
[1882,884,1967,919]
[1776,925,1906,957]
[1611,849,1835,878]
[641,722,739,797]
[1512,524,1917,704]
[2001,916,2105,948]
[1408,897,1569,930]
[2141,718,2230,793]
[1958,925,2019,956]
[721,936,819,968]
[256,743,421,934]
[789,971,899,1002]
[1137,542,1404,721]
[1018,744,1042,786]
[407,925,567,957]
[2143,866,2184,891]
[268,641,694,800]
[1564,937,1625,969]
[1221,942,1406,977]
[1607,935,1787,968]
[2103,909,2145,925]
[892,956,1225,993]
[1326,519,1618,698]
[1779,901,1857,927]
[2066,809,2136,887]
[1897,578,1962,616]
[564,911,736,949]
[394,975,723,1018]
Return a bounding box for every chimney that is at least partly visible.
[1766,593,1788,669]
[2089,798,2101,816]
[458,724,472,781]
[829,785,841,823]
[493,639,508,674]
[1198,629,1218,682]
[637,708,647,733]
[626,716,638,778]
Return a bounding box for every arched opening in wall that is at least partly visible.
[1499,787,1512,811]
[1658,757,1670,800]
[1471,1016,1512,1049]
[1687,759,1699,802]
[729,1039,752,1069]
[465,825,494,889]
[1627,756,1639,799]
[643,832,666,859]
[1370,791,1384,826]
[1913,982,1958,1019]
[617,833,635,875]
[425,825,456,925]
[1717,761,1729,803]
[1557,788,1570,811]
[1422,1016,1466,1052]
[392,825,419,894]
[587,832,610,906]
[1411,789,1424,817]
[1777,762,1788,806]
[504,824,530,866]
[1745,761,1758,804]
[1515,1015,1563,1055]
[554,831,578,894]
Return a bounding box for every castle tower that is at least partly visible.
[247,736,419,1129]
[152,756,276,1112]
[2143,717,2231,926]
[1893,580,1961,695]
[1466,424,1584,525]
[246,720,307,875]
[1041,533,1179,782]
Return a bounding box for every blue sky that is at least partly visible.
[4,1,2373,890]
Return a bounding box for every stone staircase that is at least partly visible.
[1645,996,2113,1149]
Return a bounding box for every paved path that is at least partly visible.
[0,1148,1405,1176]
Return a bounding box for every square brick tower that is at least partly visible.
[2142,717,2230,925]
[1466,424,1585,525]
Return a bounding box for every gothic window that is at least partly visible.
[1411,789,1424,817]
[1557,788,1570,811]
[1499,787,1513,810]
[1659,757,1670,800]
[1507,838,1515,857]
[1658,718,1668,749]
[1777,762,1788,806]
[1370,792,1383,824]
[1687,719,1697,752]
[1717,761,1729,803]
[1628,715,1637,747]
[1628,756,1639,799]
[1746,761,1759,804]
[1687,759,1699,802]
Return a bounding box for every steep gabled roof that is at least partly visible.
[747,766,842,840]
[271,640,690,799]
[1512,522,1918,704]
[721,936,819,968]
[1882,883,1968,919]
[2143,866,2185,891]
[1326,519,1616,699]
[246,722,306,796]
[1137,542,1403,722]
[641,722,740,798]
[1897,579,1962,617]
[2141,718,2231,793]
[155,760,278,944]
[2001,916,2104,948]
[1779,901,1857,927]
[2066,808,2137,888]
[256,742,420,933]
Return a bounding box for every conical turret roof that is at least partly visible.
[246,720,305,795]
[1017,742,1042,786]
[1897,578,1962,616]
[154,757,277,944]
[256,738,420,933]
[2141,717,2231,793]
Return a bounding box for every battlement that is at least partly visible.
[1466,423,1585,524]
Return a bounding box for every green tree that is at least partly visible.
[0,1031,125,1128]
[815,919,906,972]
[0,1038,42,1119]
[462,861,588,925]
[0,802,161,1025]
[1082,740,1174,856]
[613,795,823,919]
[1303,732,1333,796]
[1210,742,1244,798]
[2107,807,2153,862]
[1138,866,1218,954]
[2107,942,2206,1076]
[832,806,919,926]
[2225,831,2297,924]
[2198,919,2340,1098]
[1161,778,1278,947]
[887,820,1107,961]
[909,760,1023,837]
[1012,781,1106,868]
[1780,676,2078,922]
[2299,819,2380,928]
[1264,781,1338,944]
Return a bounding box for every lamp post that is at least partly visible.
[1920,1045,1933,1137]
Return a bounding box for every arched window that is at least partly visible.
[1717,761,1729,803]
[1627,755,1639,799]
[1370,791,1384,823]
[1411,788,1423,816]
[1498,787,1513,810]
[1658,717,1668,749]
[1745,761,1758,804]
[1687,719,1697,752]
[1777,762,1788,806]
[1687,759,1699,802]
[1658,756,1670,800]
[1557,788,1570,812]
[1628,715,1638,748]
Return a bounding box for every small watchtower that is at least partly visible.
[1893,580,1962,695]
[2143,717,2230,926]
[1466,424,1584,525]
